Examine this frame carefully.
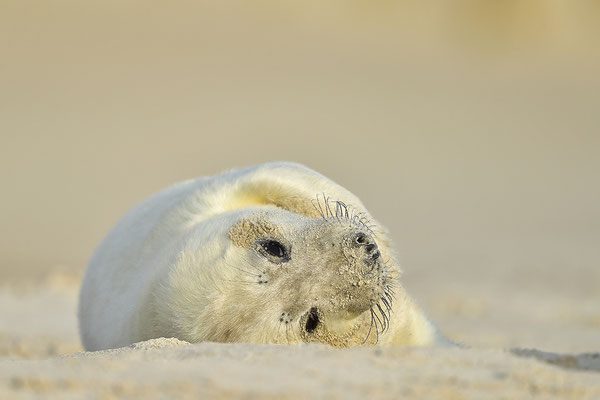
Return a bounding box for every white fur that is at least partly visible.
[79,162,447,350]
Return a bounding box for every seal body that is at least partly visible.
[79,162,448,350]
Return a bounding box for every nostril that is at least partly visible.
[365,243,376,253]
[355,233,368,245]
[371,250,380,260]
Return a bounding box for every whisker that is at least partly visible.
[225,261,262,277]
[371,308,380,344]
[362,308,375,345]
[323,194,334,218]
[334,201,341,222]
[318,195,328,220]
[238,254,267,275]
[275,320,283,344]
[384,291,394,309]
[381,296,392,316]
[377,303,389,333]
[311,198,325,218]
[222,279,259,286]
[387,286,397,298]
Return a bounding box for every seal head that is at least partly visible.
[224,203,394,347]
[157,199,398,347]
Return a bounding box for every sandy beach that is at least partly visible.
[1,1,599,398]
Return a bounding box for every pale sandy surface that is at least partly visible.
[2,337,600,399]
[1,1,600,398]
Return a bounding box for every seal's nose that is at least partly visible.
[351,232,380,261]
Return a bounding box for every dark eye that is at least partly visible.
[262,240,285,258]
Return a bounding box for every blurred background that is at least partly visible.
[1,1,599,355]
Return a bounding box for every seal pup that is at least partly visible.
[79,162,449,350]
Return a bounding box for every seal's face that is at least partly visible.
[227,205,395,347]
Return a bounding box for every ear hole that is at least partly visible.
[305,308,320,333]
